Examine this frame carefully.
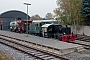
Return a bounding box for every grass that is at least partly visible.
[0,51,15,60]
[0,56,6,60]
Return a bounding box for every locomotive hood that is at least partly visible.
[10,21,18,27]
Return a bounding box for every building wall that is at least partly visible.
[0,10,30,30]
[3,18,13,30]
[2,18,27,30]
[70,25,90,36]
[0,18,3,30]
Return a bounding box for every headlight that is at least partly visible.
[10,27,12,29]
[63,32,66,35]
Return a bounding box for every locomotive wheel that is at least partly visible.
[57,35,62,41]
[10,29,12,31]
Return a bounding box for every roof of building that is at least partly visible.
[0,10,30,18]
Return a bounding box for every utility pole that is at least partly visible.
[23,3,31,36]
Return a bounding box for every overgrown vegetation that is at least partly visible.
[0,51,15,60]
[54,0,83,25]
[81,0,90,25]
[54,0,90,25]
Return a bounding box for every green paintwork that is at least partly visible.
[29,22,53,34]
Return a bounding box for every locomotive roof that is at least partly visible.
[42,24,52,28]
[32,20,57,23]
[42,23,61,28]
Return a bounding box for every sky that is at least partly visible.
[0,0,57,18]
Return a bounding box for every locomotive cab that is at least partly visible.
[42,24,62,38]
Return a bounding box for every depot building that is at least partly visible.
[0,10,30,30]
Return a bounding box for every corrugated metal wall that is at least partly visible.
[3,18,14,30]
[0,10,30,30]
[2,18,26,30]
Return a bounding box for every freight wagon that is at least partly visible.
[10,20,32,33]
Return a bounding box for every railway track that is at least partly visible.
[76,34,90,42]
[47,34,90,50]
[0,34,68,60]
[69,34,90,50]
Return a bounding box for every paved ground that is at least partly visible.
[0,30,83,55]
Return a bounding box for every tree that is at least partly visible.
[81,0,90,25]
[56,0,71,24]
[31,14,42,20]
[45,13,53,20]
[53,8,62,23]
[53,8,61,16]
[56,0,82,25]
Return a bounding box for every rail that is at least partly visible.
[0,34,68,60]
